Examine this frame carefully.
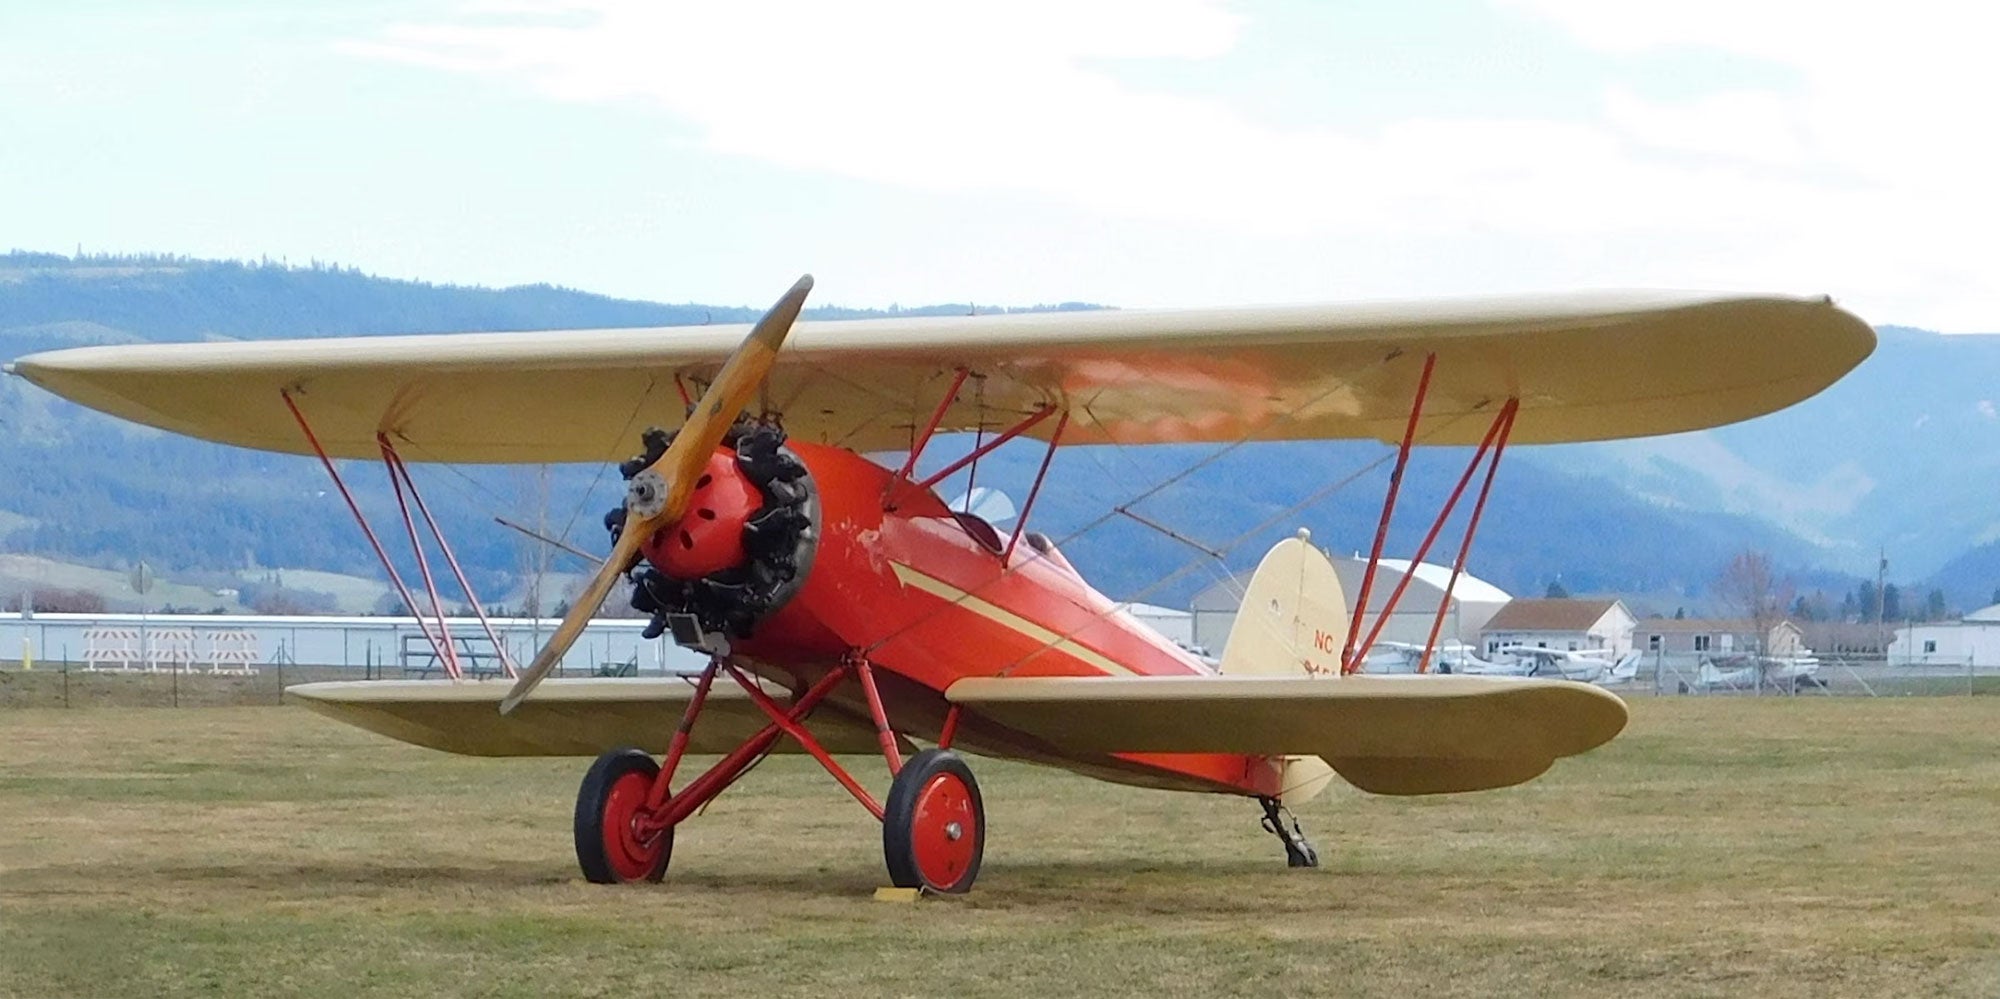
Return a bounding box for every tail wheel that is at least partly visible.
[574,747,672,884]
[883,748,985,894]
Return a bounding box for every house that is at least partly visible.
[1635,618,1805,657]
[1189,555,1510,655]
[1479,598,1635,658]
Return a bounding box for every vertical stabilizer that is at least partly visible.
[1219,532,1350,804]
[1220,532,1348,678]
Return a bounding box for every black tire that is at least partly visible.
[574,747,672,884]
[882,748,985,894]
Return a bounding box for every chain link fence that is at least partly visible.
[7,647,1995,711]
[1632,652,1999,697]
[0,663,368,709]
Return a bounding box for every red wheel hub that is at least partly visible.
[600,769,667,882]
[640,449,764,579]
[909,772,980,889]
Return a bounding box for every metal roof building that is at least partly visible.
[1189,555,1511,655]
[0,611,707,675]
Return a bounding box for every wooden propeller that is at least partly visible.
[500,274,814,715]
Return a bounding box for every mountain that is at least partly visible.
[1522,325,2000,606]
[0,251,1939,611]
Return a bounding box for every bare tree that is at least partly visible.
[1714,550,1796,654]
[5,588,107,614]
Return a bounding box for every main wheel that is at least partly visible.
[882,748,985,894]
[574,747,672,884]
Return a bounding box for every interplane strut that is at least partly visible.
[1338,353,1524,675]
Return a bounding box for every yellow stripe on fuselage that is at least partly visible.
[888,562,1137,676]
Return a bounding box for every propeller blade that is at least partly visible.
[497,528,644,714]
[500,275,813,714]
[648,273,813,527]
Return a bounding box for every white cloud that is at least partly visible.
[1504,0,2000,329]
[1600,88,1811,168]
[338,2,1777,234]
[339,1,2000,330]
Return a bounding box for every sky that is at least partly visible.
[4,1,1995,330]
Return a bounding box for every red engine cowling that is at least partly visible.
[639,450,764,580]
[620,424,818,642]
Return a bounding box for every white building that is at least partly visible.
[1479,598,1636,658]
[1889,603,2000,664]
[0,611,708,674]
[1124,602,1194,648]
[1189,555,1511,655]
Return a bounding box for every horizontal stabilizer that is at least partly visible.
[947,674,1626,795]
[288,678,904,758]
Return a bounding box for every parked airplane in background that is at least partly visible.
[1683,652,1826,693]
[1365,640,1520,676]
[1492,646,1642,686]
[6,278,1871,894]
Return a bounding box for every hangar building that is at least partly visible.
[1189,556,1510,656]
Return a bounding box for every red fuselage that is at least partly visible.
[721,441,1281,797]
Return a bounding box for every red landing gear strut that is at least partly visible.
[570,654,987,894]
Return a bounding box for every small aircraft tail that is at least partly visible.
[1219,532,1351,804]
[1219,532,1348,679]
[1599,650,1641,686]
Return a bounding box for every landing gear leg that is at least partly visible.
[1259,796,1319,868]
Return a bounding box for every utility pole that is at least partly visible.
[131,560,155,668]
[1875,547,1887,660]
[526,464,552,650]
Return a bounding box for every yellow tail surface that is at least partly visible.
[1219,532,1349,804]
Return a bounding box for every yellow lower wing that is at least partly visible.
[946,674,1627,795]
[289,678,902,757]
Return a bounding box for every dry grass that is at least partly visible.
[2,698,1997,998]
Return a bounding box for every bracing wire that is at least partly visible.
[556,376,659,547]
[988,403,1488,678]
[857,350,1445,659]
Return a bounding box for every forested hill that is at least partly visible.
[0,252,1094,343]
[0,253,1102,608]
[0,252,1896,614]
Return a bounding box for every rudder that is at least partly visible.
[1220,532,1349,679]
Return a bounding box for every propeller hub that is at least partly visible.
[640,449,765,579]
[625,469,668,519]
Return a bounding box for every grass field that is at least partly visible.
[2,699,1997,998]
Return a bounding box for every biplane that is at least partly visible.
[5,279,1873,893]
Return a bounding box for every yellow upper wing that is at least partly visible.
[7,291,1872,461]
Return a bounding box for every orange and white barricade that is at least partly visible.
[202,631,260,675]
[145,628,197,672]
[81,627,142,671]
